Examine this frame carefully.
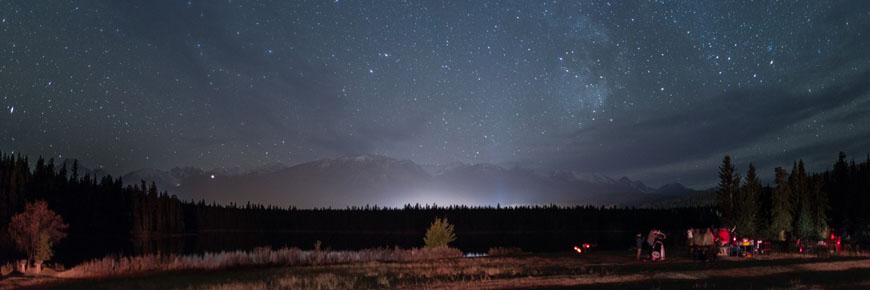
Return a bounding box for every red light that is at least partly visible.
[583,243,591,248]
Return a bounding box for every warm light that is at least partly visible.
[573,246,582,254]
[583,243,591,249]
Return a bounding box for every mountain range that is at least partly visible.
[110,154,703,208]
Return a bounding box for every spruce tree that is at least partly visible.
[770,167,793,241]
[809,176,829,239]
[737,164,761,237]
[792,161,813,239]
[717,156,741,226]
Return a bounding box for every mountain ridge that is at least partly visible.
[116,154,700,208]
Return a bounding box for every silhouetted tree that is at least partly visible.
[809,175,829,239]
[790,160,818,240]
[736,164,761,237]
[770,167,792,241]
[716,156,741,226]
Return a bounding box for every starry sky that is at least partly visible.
[1,0,869,188]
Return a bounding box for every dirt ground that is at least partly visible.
[4,251,870,289]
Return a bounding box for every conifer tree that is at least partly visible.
[791,161,814,239]
[809,176,829,239]
[424,217,456,248]
[736,164,761,236]
[717,156,741,226]
[770,167,792,241]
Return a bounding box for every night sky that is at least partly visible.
[1,0,868,188]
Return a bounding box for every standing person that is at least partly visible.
[687,228,694,257]
[703,228,716,261]
[656,231,668,261]
[718,227,731,256]
[636,233,643,261]
[692,229,704,260]
[687,228,694,245]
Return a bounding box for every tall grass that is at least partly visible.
[58,246,461,278]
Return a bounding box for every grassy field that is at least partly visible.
[5,251,870,289]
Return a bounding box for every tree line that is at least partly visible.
[716,152,870,242]
[1,151,720,265]
[3,151,868,265]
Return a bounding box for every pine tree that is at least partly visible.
[770,167,792,241]
[830,152,849,226]
[794,194,814,239]
[716,156,741,226]
[809,176,829,239]
[791,161,814,239]
[736,164,761,237]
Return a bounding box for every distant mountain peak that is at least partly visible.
[338,153,382,162]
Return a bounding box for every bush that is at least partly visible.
[424,217,456,248]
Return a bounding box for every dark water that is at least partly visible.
[54,230,659,266]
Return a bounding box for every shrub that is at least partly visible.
[424,217,456,248]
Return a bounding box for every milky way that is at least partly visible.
[1,0,868,188]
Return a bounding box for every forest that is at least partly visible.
[715,152,870,242]
[1,151,869,266]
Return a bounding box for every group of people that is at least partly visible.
[635,229,667,261]
[687,227,720,261]
[634,227,765,262]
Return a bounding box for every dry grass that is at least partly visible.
[7,251,870,289]
[171,254,870,290]
[192,273,360,290]
[57,246,461,279]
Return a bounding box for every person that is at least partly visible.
[655,230,667,261]
[702,228,716,261]
[692,228,702,259]
[687,228,694,245]
[636,233,643,261]
[718,227,731,256]
[687,228,694,257]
